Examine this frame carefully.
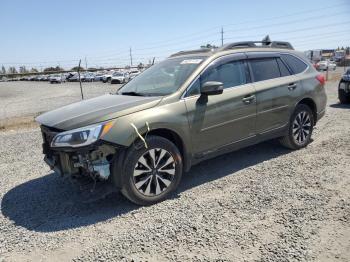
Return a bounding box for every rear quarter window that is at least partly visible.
[281,54,308,74]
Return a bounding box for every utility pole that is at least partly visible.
[221,27,224,47]
[85,57,88,70]
[129,47,133,66]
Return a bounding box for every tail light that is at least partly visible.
[316,74,325,85]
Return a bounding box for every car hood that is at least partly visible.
[36,94,161,130]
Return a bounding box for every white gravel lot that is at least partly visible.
[0,75,349,261]
[0,81,121,126]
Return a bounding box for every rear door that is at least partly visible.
[247,52,300,134]
[184,54,257,156]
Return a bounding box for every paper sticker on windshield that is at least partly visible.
[180,59,202,64]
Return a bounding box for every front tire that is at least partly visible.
[339,82,350,104]
[118,136,183,205]
[279,104,314,150]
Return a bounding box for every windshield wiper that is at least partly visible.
[119,91,144,96]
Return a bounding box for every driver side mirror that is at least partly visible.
[200,81,224,96]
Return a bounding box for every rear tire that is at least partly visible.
[279,104,314,150]
[118,136,183,206]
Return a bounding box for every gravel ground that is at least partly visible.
[0,76,349,261]
[0,81,122,127]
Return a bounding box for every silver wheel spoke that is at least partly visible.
[157,175,172,187]
[155,149,167,167]
[138,155,152,171]
[134,169,148,177]
[135,175,151,189]
[144,177,152,195]
[158,157,174,170]
[149,149,156,168]
[155,177,161,195]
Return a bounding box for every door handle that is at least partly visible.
[288,83,297,90]
[242,95,255,104]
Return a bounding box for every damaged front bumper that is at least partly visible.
[41,125,117,181]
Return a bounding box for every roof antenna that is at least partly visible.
[262,35,271,46]
[78,59,84,100]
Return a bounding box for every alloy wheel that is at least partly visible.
[292,111,312,145]
[133,148,176,196]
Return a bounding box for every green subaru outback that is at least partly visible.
[36,40,327,205]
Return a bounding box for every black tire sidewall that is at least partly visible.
[338,82,350,104]
[288,104,314,149]
[120,136,183,205]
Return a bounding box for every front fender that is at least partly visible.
[101,100,193,166]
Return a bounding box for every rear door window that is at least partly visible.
[281,54,308,74]
[249,58,280,82]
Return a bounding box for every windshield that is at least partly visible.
[118,56,205,96]
[113,72,123,76]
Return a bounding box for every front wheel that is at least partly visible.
[339,82,350,104]
[118,136,183,205]
[279,104,314,150]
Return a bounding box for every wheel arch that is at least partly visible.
[144,128,191,172]
[295,97,317,124]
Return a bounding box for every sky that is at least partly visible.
[0,0,349,70]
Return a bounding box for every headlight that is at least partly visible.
[51,121,114,148]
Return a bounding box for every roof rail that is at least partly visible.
[217,40,294,51]
[170,48,213,57]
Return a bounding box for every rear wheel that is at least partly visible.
[279,104,314,150]
[119,136,183,205]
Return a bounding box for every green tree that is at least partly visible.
[19,66,28,73]
[200,44,218,49]
[71,66,84,71]
[8,67,18,74]
[137,62,144,70]
[43,66,63,72]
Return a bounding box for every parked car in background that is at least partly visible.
[110,71,129,84]
[102,71,114,83]
[129,69,141,80]
[94,73,105,81]
[36,39,327,205]
[83,72,96,82]
[338,68,350,104]
[67,73,81,82]
[49,74,65,84]
[316,60,336,71]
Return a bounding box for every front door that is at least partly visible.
[184,55,257,156]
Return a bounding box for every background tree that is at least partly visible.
[43,66,63,72]
[200,44,218,49]
[71,66,84,71]
[137,62,144,70]
[30,68,39,73]
[19,66,28,73]
[8,67,18,74]
[1,65,6,74]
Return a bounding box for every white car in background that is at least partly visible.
[317,60,336,71]
[49,74,66,84]
[129,69,141,80]
[102,71,114,83]
[110,71,129,84]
